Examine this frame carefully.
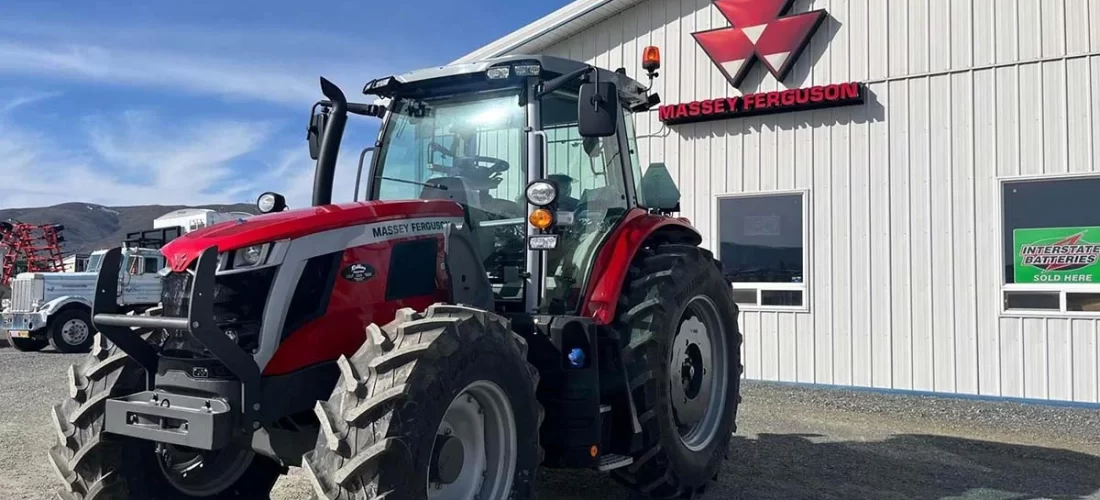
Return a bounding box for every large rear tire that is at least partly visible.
[47,332,284,499]
[611,244,742,499]
[303,304,543,500]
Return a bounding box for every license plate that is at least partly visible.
[8,330,30,338]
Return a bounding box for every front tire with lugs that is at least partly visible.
[48,332,284,499]
[304,304,543,500]
[611,244,742,499]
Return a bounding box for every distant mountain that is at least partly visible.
[0,202,258,255]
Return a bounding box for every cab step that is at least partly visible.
[596,453,634,471]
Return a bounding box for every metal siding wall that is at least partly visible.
[534,0,1100,403]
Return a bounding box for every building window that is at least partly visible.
[1002,175,1100,314]
[715,191,808,309]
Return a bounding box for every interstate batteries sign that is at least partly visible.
[1014,227,1100,283]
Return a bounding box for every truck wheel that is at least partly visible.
[611,244,742,499]
[48,333,284,499]
[47,309,94,353]
[7,330,47,352]
[304,304,543,500]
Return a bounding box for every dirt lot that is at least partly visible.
[2,346,1098,500]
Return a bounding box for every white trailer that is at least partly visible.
[154,208,251,234]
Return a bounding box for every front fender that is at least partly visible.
[580,208,702,324]
[40,296,93,316]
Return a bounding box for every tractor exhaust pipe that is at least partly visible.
[313,77,348,206]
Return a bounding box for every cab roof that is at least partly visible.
[363,54,650,109]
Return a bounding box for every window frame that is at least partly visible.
[998,172,1100,317]
[712,189,811,312]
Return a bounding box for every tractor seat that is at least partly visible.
[419,176,474,208]
[419,176,495,259]
[577,187,623,216]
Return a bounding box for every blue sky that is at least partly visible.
[0,0,568,209]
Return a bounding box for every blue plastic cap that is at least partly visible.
[567,347,586,368]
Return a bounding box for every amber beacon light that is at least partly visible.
[642,46,661,75]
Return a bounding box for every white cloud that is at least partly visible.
[0,18,402,208]
[0,97,278,208]
[0,19,399,107]
[0,41,334,107]
[0,90,60,113]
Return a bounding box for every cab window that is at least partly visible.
[540,90,630,311]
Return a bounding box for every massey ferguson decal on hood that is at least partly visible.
[659,0,866,125]
[1014,227,1100,283]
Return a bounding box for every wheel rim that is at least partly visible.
[669,295,729,452]
[427,380,517,500]
[61,319,89,345]
[157,442,255,497]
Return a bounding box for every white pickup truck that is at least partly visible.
[1,246,164,353]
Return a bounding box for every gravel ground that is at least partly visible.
[2,345,1098,500]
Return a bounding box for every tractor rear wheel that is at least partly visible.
[611,244,742,499]
[47,332,284,499]
[304,304,543,500]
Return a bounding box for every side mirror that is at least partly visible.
[578,81,619,138]
[307,111,328,160]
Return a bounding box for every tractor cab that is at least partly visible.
[283,54,677,317]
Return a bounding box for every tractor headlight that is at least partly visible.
[525,181,557,206]
[229,243,273,270]
[240,245,264,265]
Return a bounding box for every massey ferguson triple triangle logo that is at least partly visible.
[658,0,865,125]
[693,0,826,87]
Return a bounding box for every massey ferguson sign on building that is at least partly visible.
[658,0,865,125]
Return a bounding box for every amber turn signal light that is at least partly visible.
[642,46,661,72]
[589,445,599,458]
[529,208,554,230]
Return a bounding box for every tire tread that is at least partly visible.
[609,244,742,499]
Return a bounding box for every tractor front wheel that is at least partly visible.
[612,244,742,499]
[304,304,543,500]
[48,333,284,499]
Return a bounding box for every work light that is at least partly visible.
[525,180,557,206]
[257,192,287,213]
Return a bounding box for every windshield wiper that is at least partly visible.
[376,176,448,190]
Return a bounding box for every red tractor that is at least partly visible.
[48,49,742,500]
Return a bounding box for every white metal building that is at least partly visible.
[459,0,1100,404]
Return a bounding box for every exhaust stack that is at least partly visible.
[313,77,348,206]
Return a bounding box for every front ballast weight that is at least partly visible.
[91,245,262,450]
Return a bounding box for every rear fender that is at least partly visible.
[580,208,702,325]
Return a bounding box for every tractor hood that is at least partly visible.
[160,199,465,272]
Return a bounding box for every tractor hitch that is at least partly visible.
[91,246,263,449]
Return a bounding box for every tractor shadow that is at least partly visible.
[535,433,1100,499]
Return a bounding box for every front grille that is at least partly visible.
[9,280,36,312]
[159,268,277,357]
[162,273,192,318]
